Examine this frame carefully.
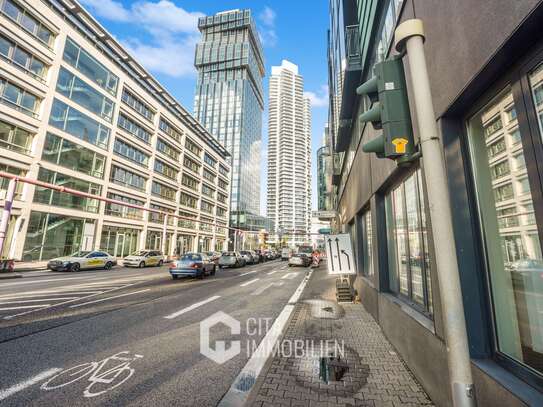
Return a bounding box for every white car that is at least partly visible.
[123,250,164,268]
[47,251,117,272]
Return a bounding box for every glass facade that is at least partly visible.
[100,225,139,258]
[385,169,433,314]
[56,67,114,122]
[194,9,264,224]
[22,211,92,261]
[49,99,110,149]
[468,88,543,377]
[113,138,149,167]
[42,133,105,178]
[110,165,146,191]
[105,193,144,220]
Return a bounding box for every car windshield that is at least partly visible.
[181,253,202,261]
[223,252,236,256]
[71,251,91,258]
[131,251,150,256]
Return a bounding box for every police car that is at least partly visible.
[123,250,164,268]
[47,251,117,272]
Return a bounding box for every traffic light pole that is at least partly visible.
[395,20,476,407]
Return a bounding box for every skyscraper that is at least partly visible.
[194,10,265,232]
[267,60,312,246]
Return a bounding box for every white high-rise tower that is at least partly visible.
[267,60,312,246]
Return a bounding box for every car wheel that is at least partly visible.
[198,270,205,279]
[235,261,239,268]
[172,274,178,279]
[138,261,145,268]
[211,265,216,275]
[70,263,80,272]
[158,260,163,267]
[104,261,113,270]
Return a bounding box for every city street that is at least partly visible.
[0,260,308,406]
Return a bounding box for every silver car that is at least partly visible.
[219,252,245,268]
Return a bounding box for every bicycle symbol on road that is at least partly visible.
[41,351,143,398]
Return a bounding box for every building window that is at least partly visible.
[202,168,216,183]
[0,33,47,81]
[49,99,110,149]
[217,192,228,204]
[183,156,201,173]
[56,68,114,122]
[118,113,151,143]
[181,173,199,191]
[216,206,227,218]
[355,210,374,277]
[218,178,228,191]
[159,117,182,142]
[204,152,217,167]
[219,164,229,177]
[154,159,178,180]
[201,183,215,198]
[149,203,175,225]
[179,192,198,209]
[63,37,118,95]
[0,77,40,117]
[385,168,433,314]
[0,0,55,47]
[42,133,105,178]
[34,167,101,213]
[151,181,176,201]
[0,164,25,199]
[23,212,92,262]
[113,138,149,167]
[121,88,154,121]
[0,119,33,155]
[105,193,144,220]
[110,165,146,191]
[100,225,139,258]
[468,87,543,377]
[156,138,180,161]
[185,138,202,157]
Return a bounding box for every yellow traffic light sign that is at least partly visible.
[391,137,409,153]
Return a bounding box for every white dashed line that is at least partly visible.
[239,278,259,287]
[267,270,279,275]
[164,295,221,319]
[0,368,62,401]
[0,305,50,311]
[281,273,296,280]
[238,270,257,277]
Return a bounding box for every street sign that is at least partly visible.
[315,210,337,220]
[318,228,331,235]
[325,234,356,275]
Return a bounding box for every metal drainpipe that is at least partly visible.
[0,178,17,257]
[395,19,476,406]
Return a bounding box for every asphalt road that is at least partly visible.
[0,259,310,406]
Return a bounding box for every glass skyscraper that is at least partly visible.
[194,10,265,229]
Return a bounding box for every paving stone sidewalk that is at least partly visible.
[248,266,434,407]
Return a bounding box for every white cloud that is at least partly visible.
[305,85,329,108]
[258,6,277,47]
[79,0,203,78]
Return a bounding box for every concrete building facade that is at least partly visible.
[328,0,543,405]
[0,0,231,262]
[267,60,311,246]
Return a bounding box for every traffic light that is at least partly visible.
[357,56,415,164]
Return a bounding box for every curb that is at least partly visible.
[0,273,23,279]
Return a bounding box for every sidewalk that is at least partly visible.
[248,266,434,407]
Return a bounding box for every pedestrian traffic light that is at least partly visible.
[357,56,415,164]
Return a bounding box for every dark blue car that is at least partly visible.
[169,253,216,279]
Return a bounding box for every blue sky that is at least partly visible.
[80,0,329,215]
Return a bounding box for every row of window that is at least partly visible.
[121,88,154,122]
[0,0,54,47]
[158,117,182,142]
[0,33,47,81]
[0,77,39,117]
[118,113,151,143]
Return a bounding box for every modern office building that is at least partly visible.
[193,9,265,235]
[317,125,332,211]
[267,60,312,246]
[328,0,543,404]
[0,0,231,262]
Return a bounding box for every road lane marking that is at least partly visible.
[3,283,140,320]
[0,368,62,401]
[266,270,279,275]
[69,289,151,308]
[164,295,221,319]
[218,270,314,406]
[251,281,284,296]
[238,270,257,277]
[281,273,296,280]
[0,277,91,286]
[0,304,50,311]
[0,298,77,304]
[239,278,259,287]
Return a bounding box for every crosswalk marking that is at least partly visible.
[240,278,260,287]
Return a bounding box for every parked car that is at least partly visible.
[47,251,117,272]
[281,248,291,261]
[240,250,256,264]
[169,252,216,279]
[123,250,164,268]
[288,253,311,267]
[250,250,261,263]
[219,252,245,268]
[205,251,222,264]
